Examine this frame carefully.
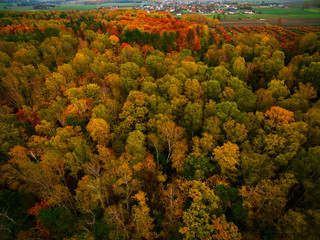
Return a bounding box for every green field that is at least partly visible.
[0,2,142,11]
[100,3,142,7]
[0,3,34,11]
[250,7,320,19]
[206,7,320,20]
[54,5,100,11]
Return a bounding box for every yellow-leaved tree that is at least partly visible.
[213,142,240,181]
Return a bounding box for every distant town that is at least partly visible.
[133,1,285,15]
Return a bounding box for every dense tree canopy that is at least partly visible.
[0,9,320,240]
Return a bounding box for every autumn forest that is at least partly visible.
[0,9,320,240]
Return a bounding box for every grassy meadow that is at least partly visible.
[206,7,320,21]
[0,2,142,11]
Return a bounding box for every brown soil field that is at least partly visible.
[264,18,320,26]
[220,20,266,27]
[220,18,320,27]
